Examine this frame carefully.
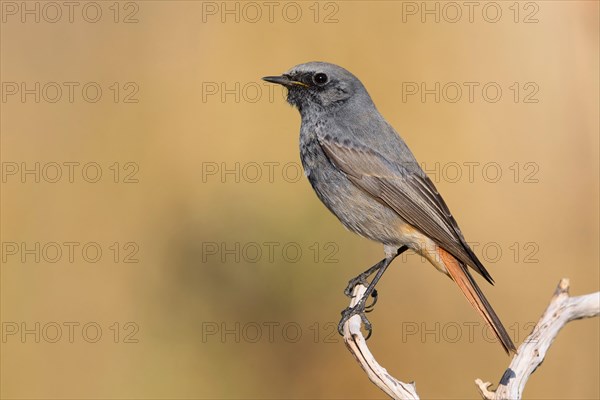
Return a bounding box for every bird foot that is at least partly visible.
[344,275,379,311]
[344,274,370,297]
[338,302,373,339]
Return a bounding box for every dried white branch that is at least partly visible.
[475,278,600,400]
[342,284,419,400]
[343,279,599,400]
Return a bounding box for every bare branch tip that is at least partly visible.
[554,278,570,296]
[475,379,495,400]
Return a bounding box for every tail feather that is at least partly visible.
[438,248,517,354]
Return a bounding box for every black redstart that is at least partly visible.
[263,62,516,354]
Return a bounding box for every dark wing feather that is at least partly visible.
[318,133,494,284]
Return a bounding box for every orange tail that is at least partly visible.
[438,248,517,354]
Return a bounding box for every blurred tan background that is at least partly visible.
[1,1,598,399]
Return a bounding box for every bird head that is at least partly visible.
[263,62,369,114]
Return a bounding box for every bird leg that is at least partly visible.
[344,258,387,297]
[338,246,408,338]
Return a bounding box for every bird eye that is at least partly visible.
[313,73,328,85]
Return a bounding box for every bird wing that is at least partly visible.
[317,132,494,284]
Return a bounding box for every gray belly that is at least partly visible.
[300,135,405,246]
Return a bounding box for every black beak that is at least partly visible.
[262,75,308,88]
[263,75,290,85]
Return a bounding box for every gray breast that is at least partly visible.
[298,120,406,246]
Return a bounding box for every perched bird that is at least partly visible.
[263,62,516,354]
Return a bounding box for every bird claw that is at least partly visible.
[342,275,379,339]
[338,303,373,339]
[365,289,378,312]
[344,275,370,297]
[345,274,379,311]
